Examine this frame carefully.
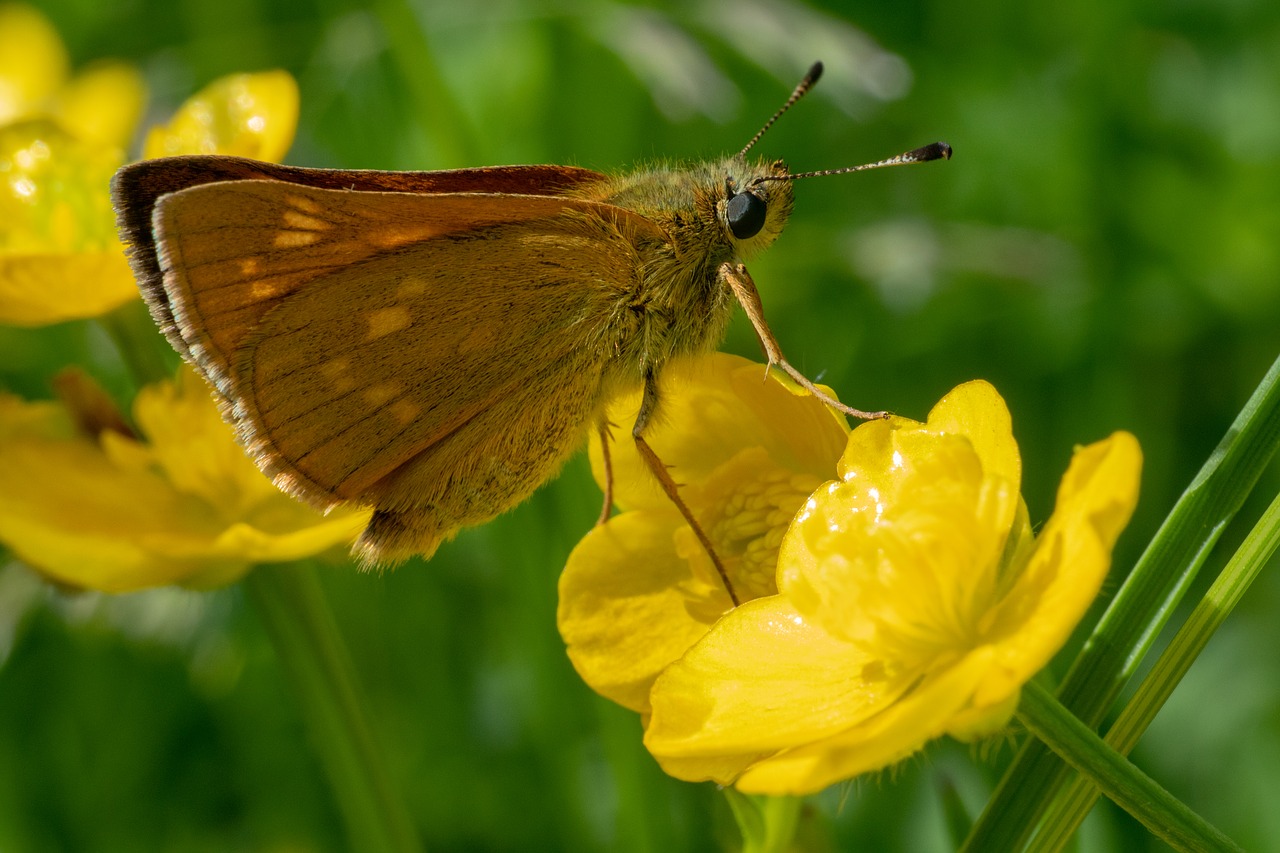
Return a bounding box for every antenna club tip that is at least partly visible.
[806,61,824,84]
[907,141,953,163]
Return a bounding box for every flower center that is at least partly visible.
[675,447,822,605]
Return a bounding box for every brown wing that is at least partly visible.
[112,155,609,360]
[121,171,664,560]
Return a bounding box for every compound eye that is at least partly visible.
[726,191,767,240]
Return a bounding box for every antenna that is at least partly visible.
[736,61,825,160]
[749,141,953,187]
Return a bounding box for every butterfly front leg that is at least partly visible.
[631,368,740,607]
[719,262,889,422]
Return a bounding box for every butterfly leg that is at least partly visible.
[632,368,741,607]
[720,261,889,421]
[595,419,615,526]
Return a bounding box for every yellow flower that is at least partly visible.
[643,381,1142,795]
[557,352,849,712]
[142,71,297,162]
[0,3,145,147]
[0,366,370,593]
[0,10,298,327]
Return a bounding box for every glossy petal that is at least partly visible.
[732,647,995,795]
[645,595,913,785]
[915,380,1020,491]
[781,423,1019,655]
[974,432,1142,707]
[0,368,369,593]
[558,510,727,712]
[143,70,299,161]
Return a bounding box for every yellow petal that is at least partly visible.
[975,432,1142,707]
[53,60,147,148]
[782,382,1022,650]
[0,250,137,325]
[733,647,995,795]
[0,395,228,591]
[947,687,1021,742]
[131,365,274,512]
[782,424,1007,652]
[590,353,847,512]
[143,70,298,161]
[558,510,726,712]
[0,3,69,124]
[213,515,369,563]
[922,379,1020,490]
[0,378,368,593]
[645,596,908,784]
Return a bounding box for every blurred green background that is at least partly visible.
[3,0,1280,850]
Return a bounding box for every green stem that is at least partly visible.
[723,790,802,853]
[963,351,1280,852]
[1016,682,1242,853]
[246,564,422,853]
[1030,488,1280,852]
[98,299,174,387]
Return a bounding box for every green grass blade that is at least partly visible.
[1016,683,1243,853]
[962,352,1280,852]
[1030,487,1280,851]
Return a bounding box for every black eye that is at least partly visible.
[727,191,767,240]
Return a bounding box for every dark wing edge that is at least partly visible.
[109,155,610,362]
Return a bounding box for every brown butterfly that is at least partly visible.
[112,62,949,601]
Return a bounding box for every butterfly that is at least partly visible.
[112,61,949,602]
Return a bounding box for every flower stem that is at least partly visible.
[723,790,802,853]
[98,299,174,387]
[1016,681,1242,853]
[246,563,422,853]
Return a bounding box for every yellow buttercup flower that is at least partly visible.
[142,71,297,162]
[643,381,1142,794]
[0,3,145,147]
[0,5,298,327]
[0,366,370,593]
[557,352,849,712]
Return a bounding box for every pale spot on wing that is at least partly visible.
[282,209,330,231]
[284,194,325,215]
[239,257,261,276]
[273,229,320,247]
[387,399,421,426]
[364,381,402,408]
[366,305,412,340]
[320,357,357,394]
[372,226,445,249]
[397,277,427,301]
[251,279,288,299]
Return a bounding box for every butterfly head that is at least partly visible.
[718,158,795,259]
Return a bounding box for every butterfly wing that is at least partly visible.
[114,156,611,364]
[113,161,662,562]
